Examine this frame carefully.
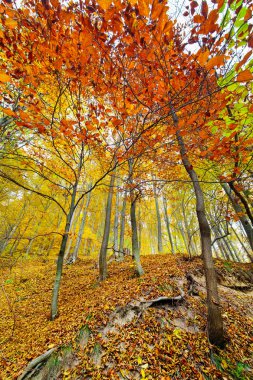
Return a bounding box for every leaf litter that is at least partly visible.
[0,255,252,379]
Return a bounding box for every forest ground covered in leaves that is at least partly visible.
[0,254,252,380]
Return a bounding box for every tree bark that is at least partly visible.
[162,197,174,254]
[113,180,120,258]
[99,171,115,281]
[50,185,77,320]
[119,189,127,256]
[221,182,253,252]
[70,186,91,263]
[229,221,253,262]
[128,158,144,276]
[172,107,224,347]
[153,177,163,253]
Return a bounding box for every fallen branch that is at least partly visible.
[142,288,185,307]
[18,348,57,380]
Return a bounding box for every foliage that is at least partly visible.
[0,255,252,379]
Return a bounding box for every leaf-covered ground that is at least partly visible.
[0,254,252,379]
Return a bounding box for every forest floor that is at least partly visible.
[0,254,252,380]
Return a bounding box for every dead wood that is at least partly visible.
[18,348,57,380]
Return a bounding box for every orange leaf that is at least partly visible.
[2,108,16,117]
[194,14,205,23]
[244,8,252,21]
[5,18,17,29]
[199,130,209,139]
[0,71,11,83]
[50,0,59,7]
[235,51,252,71]
[197,50,210,66]
[205,55,225,70]
[97,0,112,11]
[236,69,253,82]
[138,0,150,17]
[201,1,208,19]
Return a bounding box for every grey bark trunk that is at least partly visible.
[70,187,92,263]
[64,203,82,261]
[221,182,253,252]
[50,185,77,320]
[0,202,26,255]
[113,180,120,257]
[51,144,85,320]
[153,177,163,253]
[229,221,252,261]
[99,171,116,281]
[213,226,230,260]
[128,159,144,276]
[172,107,224,347]
[138,206,142,254]
[119,189,127,256]
[162,197,174,254]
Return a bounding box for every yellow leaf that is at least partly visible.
[137,356,142,364]
[221,359,228,369]
[0,71,11,83]
[5,18,18,29]
[173,328,182,338]
[48,343,55,348]
[236,69,253,82]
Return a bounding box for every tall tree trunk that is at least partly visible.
[119,189,127,256]
[138,206,142,254]
[212,226,230,260]
[153,176,163,253]
[218,226,240,262]
[162,197,174,254]
[64,203,82,261]
[25,201,51,257]
[113,180,120,258]
[128,158,144,276]
[69,186,91,263]
[229,221,253,262]
[221,182,253,252]
[51,185,77,320]
[0,202,26,255]
[172,107,224,347]
[51,143,85,320]
[99,171,115,281]
[47,211,64,258]
[181,201,196,257]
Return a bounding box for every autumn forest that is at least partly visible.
[0,0,253,379]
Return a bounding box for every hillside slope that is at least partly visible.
[0,255,252,379]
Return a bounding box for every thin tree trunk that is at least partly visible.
[138,206,142,254]
[153,177,163,253]
[0,202,26,255]
[128,158,144,276]
[51,143,85,320]
[163,197,174,254]
[69,187,91,263]
[182,201,196,257]
[221,182,253,252]
[64,202,83,261]
[213,226,230,260]
[229,221,252,262]
[99,171,116,281]
[119,189,127,257]
[172,106,224,347]
[218,226,240,262]
[113,180,120,258]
